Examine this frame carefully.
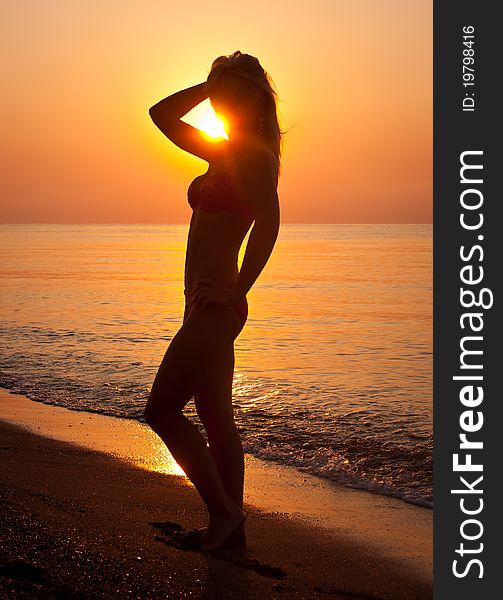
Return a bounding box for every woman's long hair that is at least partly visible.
[205,51,286,178]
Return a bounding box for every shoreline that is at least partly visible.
[1,388,432,598]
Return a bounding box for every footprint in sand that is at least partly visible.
[149,520,286,580]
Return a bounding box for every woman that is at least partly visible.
[144,51,283,551]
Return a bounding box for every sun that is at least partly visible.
[180,99,229,142]
[199,110,229,141]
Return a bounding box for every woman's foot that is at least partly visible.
[195,522,246,543]
[201,504,247,551]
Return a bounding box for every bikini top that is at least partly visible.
[187,160,255,224]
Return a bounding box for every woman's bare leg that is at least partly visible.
[146,408,236,517]
[144,301,246,548]
[194,342,244,510]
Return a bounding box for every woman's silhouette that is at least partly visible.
[144,51,282,551]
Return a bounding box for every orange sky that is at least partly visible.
[1,1,432,224]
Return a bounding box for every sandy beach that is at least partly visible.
[1,388,432,599]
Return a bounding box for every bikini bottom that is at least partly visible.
[183,279,248,329]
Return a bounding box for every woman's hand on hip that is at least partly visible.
[192,279,241,309]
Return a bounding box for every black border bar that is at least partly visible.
[434,1,500,597]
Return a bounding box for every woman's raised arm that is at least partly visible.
[149,82,208,122]
[149,82,226,162]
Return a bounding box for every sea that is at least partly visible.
[0,223,432,508]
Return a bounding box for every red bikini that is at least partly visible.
[185,165,253,330]
[187,168,255,224]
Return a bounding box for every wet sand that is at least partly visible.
[0,388,432,599]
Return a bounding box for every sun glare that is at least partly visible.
[199,110,229,141]
[180,99,229,141]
